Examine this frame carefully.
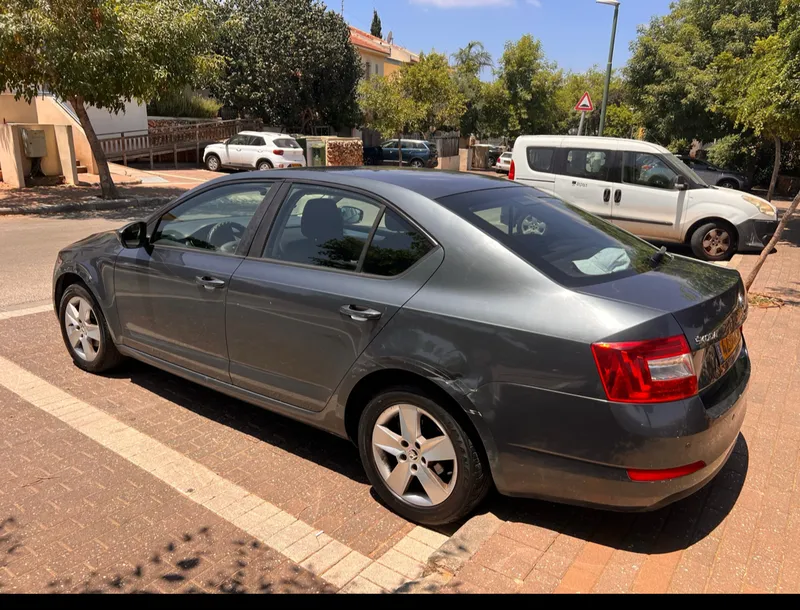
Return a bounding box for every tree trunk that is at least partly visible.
[71,96,119,200]
[745,189,800,291]
[767,136,781,202]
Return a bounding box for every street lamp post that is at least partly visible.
[597,0,620,137]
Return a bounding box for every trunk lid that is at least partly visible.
[577,254,748,391]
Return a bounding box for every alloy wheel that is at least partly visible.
[64,296,101,363]
[371,404,458,507]
[702,228,731,258]
[207,156,220,171]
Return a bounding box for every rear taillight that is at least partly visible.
[273,149,284,155]
[508,159,515,180]
[627,461,705,482]
[591,335,697,403]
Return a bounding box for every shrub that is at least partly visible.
[148,91,222,118]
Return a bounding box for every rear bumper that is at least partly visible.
[736,218,779,252]
[474,346,750,510]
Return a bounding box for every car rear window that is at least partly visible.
[274,138,301,149]
[437,186,658,287]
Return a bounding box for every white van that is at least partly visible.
[510,136,778,261]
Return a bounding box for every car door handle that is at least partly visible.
[603,188,611,203]
[339,304,382,322]
[196,276,226,290]
[614,189,622,204]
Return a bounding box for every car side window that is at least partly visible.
[250,136,265,146]
[362,209,434,277]
[264,184,383,271]
[382,140,398,149]
[623,152,680,190]
[228,134,249,146]
[527,147,555,172]
[151,183,271,253]
[564,149,611,181]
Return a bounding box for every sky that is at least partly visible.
[342,0,675,76]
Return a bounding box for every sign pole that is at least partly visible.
[577,112,586,137]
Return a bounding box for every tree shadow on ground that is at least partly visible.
[475,433,749,555]
[0,517,334,594]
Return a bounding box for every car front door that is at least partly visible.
[553,147,616,220]
[381,140,399,165]
[113,181,277,381]
[225,181,442,412]
[229,135,259,167]
[611,151,686,241]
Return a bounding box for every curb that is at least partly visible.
[0,196,174,217]
[393,512,503,594]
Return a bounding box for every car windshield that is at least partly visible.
[670,153,709,186]
[438,187,660,288]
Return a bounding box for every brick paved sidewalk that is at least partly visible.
[440,202,800,594]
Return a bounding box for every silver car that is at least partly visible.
[677,155,750,191]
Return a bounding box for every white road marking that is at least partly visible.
[0,354,448,591]
[0,303,53,321]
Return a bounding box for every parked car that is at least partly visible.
[495,152,512,174]
[677,155,750,191]
[54,169,749,525]
[203,131,306,172]
[487,145,505,167]
[362,139,438,168]
[510,136,777,261]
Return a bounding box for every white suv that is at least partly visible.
[510,136,778,261]
[204,131,306,172]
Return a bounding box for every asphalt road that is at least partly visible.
[0,207,160,311]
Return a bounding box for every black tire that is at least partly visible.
[257,159,273,171]
[717,178,739,190]
[690,221,737,262]
[410,159,425,168]
[358,387,491,525]
[58,283,123,373]
[205,154,221,172]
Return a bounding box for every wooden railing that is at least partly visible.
[99,119,263,167]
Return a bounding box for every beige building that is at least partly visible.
[348,26,419,78]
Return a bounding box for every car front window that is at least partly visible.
[669,152,709,186]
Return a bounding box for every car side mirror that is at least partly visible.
[340,205,364,226]
[119,221,148,248]
[674,175,689,190]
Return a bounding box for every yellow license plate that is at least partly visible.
[717,330,742,362]
[290,163,302,167]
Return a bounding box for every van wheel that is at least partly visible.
[691,221,736,261]
[358,388,490,525]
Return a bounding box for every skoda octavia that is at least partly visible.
[53,169,749,525]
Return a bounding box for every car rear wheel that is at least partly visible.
[257,160,273,171]
[59,284,123,373]
[205,154,221,172]
[717,178,739,190]
[358,388,490,525]
[691,221,736,261]
[410,159,425,168]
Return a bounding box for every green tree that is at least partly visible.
[358,75,419,164]
[474,80,511,138]
[626,0,781,146]
[495,35,562,137]
[451,41,493,137]
[0,0,220,199]
[370,9,382,38]
[212,0,362,133]
[553,68,635,136]
[399,52,466,137]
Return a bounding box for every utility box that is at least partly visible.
[21,128,47,158]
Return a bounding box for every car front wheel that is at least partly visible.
[690,221,736,261]
[59,284,123,373]
[410,159,425,168]
[205,154,221,172]
[358,388,490,525]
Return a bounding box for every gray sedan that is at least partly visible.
[53,169,749,525]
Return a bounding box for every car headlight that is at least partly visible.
[742,194,775,215]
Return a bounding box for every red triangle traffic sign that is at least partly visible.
[575,91,594,112]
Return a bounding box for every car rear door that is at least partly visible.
[611,151,686,241]
[230,135,259,167]
[553,146,616,219]
[225,181,443,412]
[114,180,277,381]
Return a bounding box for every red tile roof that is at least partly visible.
[349,26,390,55]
